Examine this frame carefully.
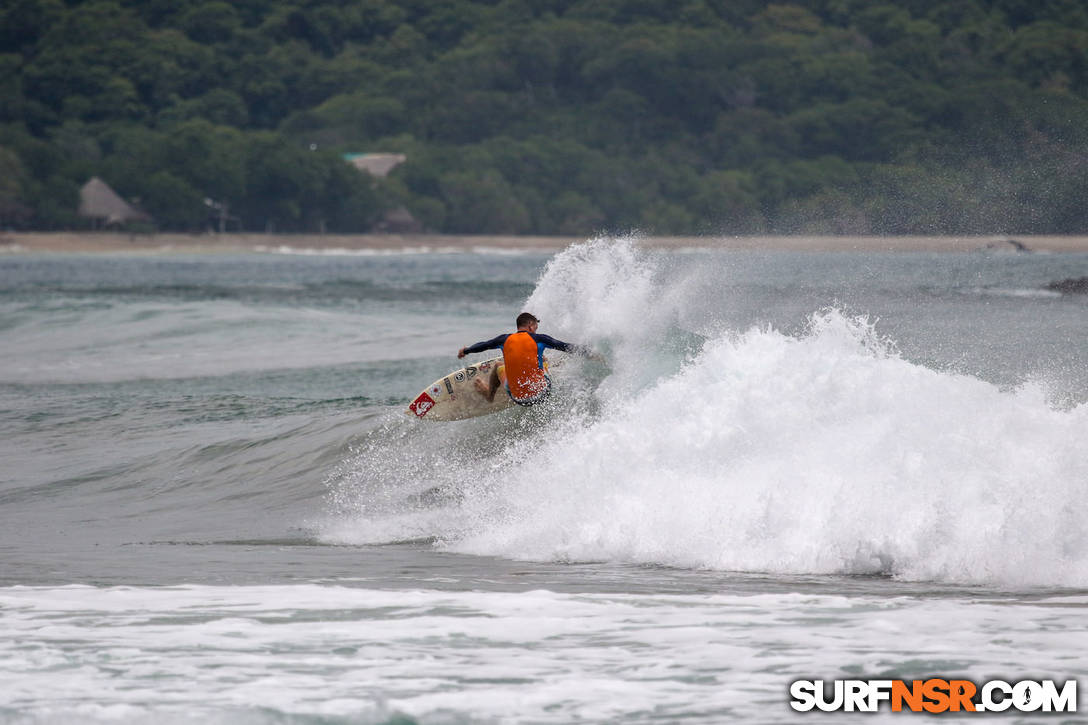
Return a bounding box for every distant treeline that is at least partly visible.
[2,0,1087,234]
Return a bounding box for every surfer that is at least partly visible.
[457,312,599,406]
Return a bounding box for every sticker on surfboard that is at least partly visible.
[409,391,436,418]
[406,356,512,421]
[407,355,565,422]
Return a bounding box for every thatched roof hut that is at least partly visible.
[343,153,406,178]
[78,177,152,226]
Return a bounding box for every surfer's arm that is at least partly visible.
[532,333,604,361]
[458,334,508,358]
[529,333,575,353]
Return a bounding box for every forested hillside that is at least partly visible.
[2,0,1087,234]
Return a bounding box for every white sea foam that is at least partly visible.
[251,244,550,256]
[966,286,1064,299]
[327,238,1088,587]
[450,311,1087,586]
[1,584,1084,723]
[254,244,453,255]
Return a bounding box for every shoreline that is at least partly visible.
[3,232,1088,254]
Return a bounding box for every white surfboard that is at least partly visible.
[407,356,559,421]
[407,357,514,421]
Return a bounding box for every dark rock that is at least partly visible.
[982,238,1032,253]
[1045,277,1088,295]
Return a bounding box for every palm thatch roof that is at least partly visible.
[343,153,406,178]
[78,177,152,225]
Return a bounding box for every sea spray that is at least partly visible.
[445,310,1087,586]
[523,236,711,397]
[323,238,1088,587]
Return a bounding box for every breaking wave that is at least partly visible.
[322,238,1088,587]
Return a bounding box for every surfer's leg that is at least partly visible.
[472,365,503,402]
[490,366,506,402]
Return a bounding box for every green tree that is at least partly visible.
[5,0,1088,234]
[690,170,765,233]
[324,161,385,232]
[1000,21,1088,93]
[0,146,31,228]
[179,2,240,44]
[25,174,79,229]
[0,55,25,124]
[0,0,63,54]
[280,93,406,147]
[140,170,205,229]
[439,170,531,234]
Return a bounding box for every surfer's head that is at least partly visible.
[516,312,539,330]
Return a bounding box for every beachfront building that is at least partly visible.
[342,152,421,232]
[342,153,406,178]
[78,177,152,229]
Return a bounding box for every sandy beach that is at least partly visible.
[2,231,1088,254]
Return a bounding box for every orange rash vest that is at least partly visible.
[502,331,550,400]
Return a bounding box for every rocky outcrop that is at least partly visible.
[1045,277,1088,295]
[982,238,1032,253]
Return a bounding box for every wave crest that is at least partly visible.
[324,239,1088,587]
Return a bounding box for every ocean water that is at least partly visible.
[1,238,1086,723]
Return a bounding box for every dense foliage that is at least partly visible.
[2,0,1087,234]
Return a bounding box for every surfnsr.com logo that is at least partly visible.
[789,679,1077,714]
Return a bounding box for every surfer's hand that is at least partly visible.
[457,347,466,359]
[587,351,606,364]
